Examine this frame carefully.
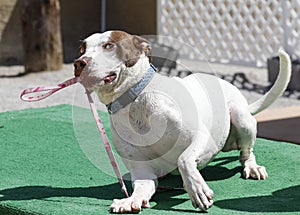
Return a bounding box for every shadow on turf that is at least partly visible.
[0,184,127,202]
[3,156,297,213]
[0,155,240,213]
[0,156,240,201]
[200,156,242,181]
[214,185,300,213]
[150,156,243,212]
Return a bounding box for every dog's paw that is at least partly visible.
[110,197,149,214]
[184,182,214,211]
[243,164,268,180]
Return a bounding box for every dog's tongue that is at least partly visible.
[104,73,117,84]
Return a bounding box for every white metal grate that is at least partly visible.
[157,0,300,67]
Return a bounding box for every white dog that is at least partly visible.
[74,30,291,213]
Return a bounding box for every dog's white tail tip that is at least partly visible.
[249,49,291,115]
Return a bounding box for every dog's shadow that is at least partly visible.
[152,156,300,213]
[151,156,242,212]
[6,156,297,214]
[0,183,126,203]
[0,156,240,209]
[214,185,300,213]
[0,156,240,207]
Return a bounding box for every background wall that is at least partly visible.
[60,0,102,62]
[0,0,23,65]
[106,0,156,36]
[0,0,157,65]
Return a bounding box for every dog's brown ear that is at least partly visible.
[110,31,152,67]
[132,35,152,63]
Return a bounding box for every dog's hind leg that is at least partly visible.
[230,106,268,180]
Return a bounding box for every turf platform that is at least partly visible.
[0,105,299,215]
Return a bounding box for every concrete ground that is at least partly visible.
[1,61,300,143]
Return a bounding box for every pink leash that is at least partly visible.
[20,77,80,102]
[85,90,129,197]
[20,77,129,197]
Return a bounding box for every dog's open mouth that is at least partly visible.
[104,72,117,84]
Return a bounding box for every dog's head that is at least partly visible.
[74,31,152,93]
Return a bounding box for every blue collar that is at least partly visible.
[107,64,157,114]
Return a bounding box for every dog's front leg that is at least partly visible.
[110,179,156,213]
[110,167,157,214]
[178,130,218,211]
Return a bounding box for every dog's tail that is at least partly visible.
[248,49,291,115]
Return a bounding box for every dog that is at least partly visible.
[73,30,291,213]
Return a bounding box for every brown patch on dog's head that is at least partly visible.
[109,31,152,67]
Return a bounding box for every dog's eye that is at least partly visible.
[79,42,86,56]
[103,43,115,50]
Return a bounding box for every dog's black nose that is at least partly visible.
[73,57,90,77]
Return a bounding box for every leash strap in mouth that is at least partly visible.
[20,77,129,197]
[20,77,80,102]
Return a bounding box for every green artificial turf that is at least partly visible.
[0,105,299,215]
